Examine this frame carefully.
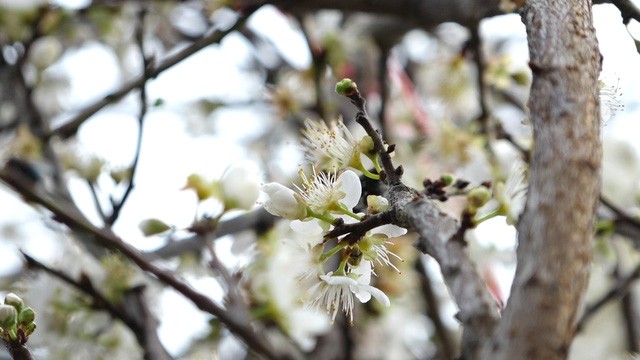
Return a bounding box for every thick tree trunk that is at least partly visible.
[483,1,602,359]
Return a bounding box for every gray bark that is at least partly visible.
[483,1,602,359]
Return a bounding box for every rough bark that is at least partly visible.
[483,1,602,359]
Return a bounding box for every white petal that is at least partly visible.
[351,286,372,303]
[366,285,391,307]
[338,170,362,209]
[372,224,407,238]
[351,260,373,285]
[291,219,324,235]
[320,274,358,287]
[262,183,305,219]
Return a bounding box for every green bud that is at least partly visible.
[357,136,375,155]
[138,218,171,237]
[440,173,456,187]
[367,195,389,214]
[0,304,17,329]
[183,174,216,201]
[335,78,358,97]
[18,307,35,326]
[4,293,23,313]
[25,322,36,336]
[467,186,492,209]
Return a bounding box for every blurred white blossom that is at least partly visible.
[261,182,307,220]
[301,118,360,172]
[219,162,260,210]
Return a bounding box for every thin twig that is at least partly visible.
[106,6,150,226]
[87,179,108,223]
[469,23,490,133]
[575,261,640,331]
[0,167,291,360]
[150,208,276,259]
[343,86,400,184]
[324,210,393,243]
[22,252,173,359]
[340,80,499,356]
[45,6,261,141]
[377,46,390,140]
[21,252,141,334]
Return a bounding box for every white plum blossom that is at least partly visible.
[289,169,362,235]
[219,162,261,210]
[296,168,361,215]
[359,224,407,272]
[261,182,307,220]
[302,118,360,171]
[248,223,329,351]
[476,161,528,225]
[310,260,390,324]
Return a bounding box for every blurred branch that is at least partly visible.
[21,252,173,360]
[468,23,490,133]
[0,167,294,360]
[600,195,640,243]
[87,179,108,223]
[416,258,457,360]
[295,14,327,118]
[106,6,151,226]
[150,208,276,259]
[594,0,640,23]
[376,46,390,140]
[576,260,640,332]
[44,5,261,141]
[236,0,504,28]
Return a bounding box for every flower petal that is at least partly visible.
[291,219,324,235]
[338,170,362,209]
[372,224,407,238]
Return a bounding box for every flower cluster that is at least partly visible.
[0,293,36,346]
[260,118,407,329]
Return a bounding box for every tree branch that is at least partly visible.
[341,83,500,358]
[576,261,640,332]
[106,6,151,226]
[0,166,293,360]
[44,6,261,141]
[21,252,173,360]
[485,1,602,359]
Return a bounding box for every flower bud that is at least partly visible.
[4,293,23,313]
[18,307,35,326]
[367,195,389,214]
[183,174,215,201]
[467,186,492,209]
[219,163,260,210]
[261,183,307,220]
[335,78,358,97]
[0,304,17,329]
[440,173,456,187]
[25,322,36,336]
